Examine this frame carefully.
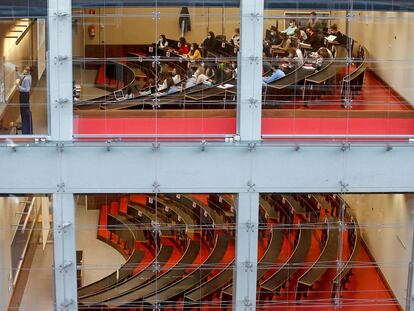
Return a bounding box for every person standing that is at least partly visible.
[201,32,218,56]
[308,12,323,34]
[15,66,33,134]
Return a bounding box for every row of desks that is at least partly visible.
[79,194,230,306]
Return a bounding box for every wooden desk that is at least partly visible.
[143,235,229,305]
[332,222,360,298]
[184,261,234,301]
[222,225,284,298]
[78,249,145,298]
[103,240,200,308]
[303,45,347,100]
[259,197,279,221]
[266,66,315,91]
[79,245,173,306]
[260,223,312,293]
[296,216,339,300]
[127,204,173,237]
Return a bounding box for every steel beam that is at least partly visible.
[0,143,413,193]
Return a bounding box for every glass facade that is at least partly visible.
[0,1,413,311]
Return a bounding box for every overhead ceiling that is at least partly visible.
[1,0,414,18]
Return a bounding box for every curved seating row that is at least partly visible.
[78,193,361,309]
[103,240,201,308]
[78,194,232,307]
[78,213,146,298]
[260,222,313,293]
[143,235,229,306]
[296,216,339,300]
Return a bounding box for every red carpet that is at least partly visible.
[75,70,413,139]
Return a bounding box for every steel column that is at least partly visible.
[48,0,73,140]
[234,193,260,310]
[237,0,264,141]
[52,193,78,311]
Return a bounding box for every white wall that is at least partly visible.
[345,11,414,105]
[0,20,36,118]
[344,194,414,310]
[0,196,25,309]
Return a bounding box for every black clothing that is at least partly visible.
[334,31,348,46]
[306,33,325,52]
[179,7,191,32]
[202,37,218,56]
[19,92,32,134]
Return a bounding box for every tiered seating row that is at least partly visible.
[78,193,361,309]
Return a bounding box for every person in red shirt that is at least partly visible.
[177,37,190,55]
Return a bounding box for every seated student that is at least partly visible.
[177,37,190,55]
[293,28,308,42]
[305,27,325,52]
[266,26,282,46]
[262,65,286,85]
[201,31,218,56]
[204,64,216,79]
[328,24,348,46]
[215,63,234,84]
[315,47,333,70]
[187,43,202,60]
[231,28,240,48]
[157,71,172,91]
[195,66,211,85]
[262,52,272,74]
[164,77,179,95]
[184,66,210,88]
[286,40,304,67]
[170,66,182,85]
[273,32,291,55]
[281,19,298,37]
[157,34,169,49]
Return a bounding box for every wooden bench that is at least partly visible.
[332,219,360,299]
[263,65,316,106]
[103,240,201,308]
[259,196,279,221]
[260,222,312,294]
[143,235,229,306]
[79,245,173,306]
[296,216,339,300]
[340,45,368,103]
[184,260,234,302]
[78,213,147,298]
[222,224,284,299]
[303,45,347,100]
[127,203,173,237]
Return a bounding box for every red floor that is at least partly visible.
[279,71,411,111]
[74,70,413,138]
[96,197,400,310]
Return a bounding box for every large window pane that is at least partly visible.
[0,195,54,310]
[257,193,412,310]
[72,2,240,140]
[76,193,236,309]
[0,19,48,136]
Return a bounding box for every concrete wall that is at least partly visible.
[344,194,414,310]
